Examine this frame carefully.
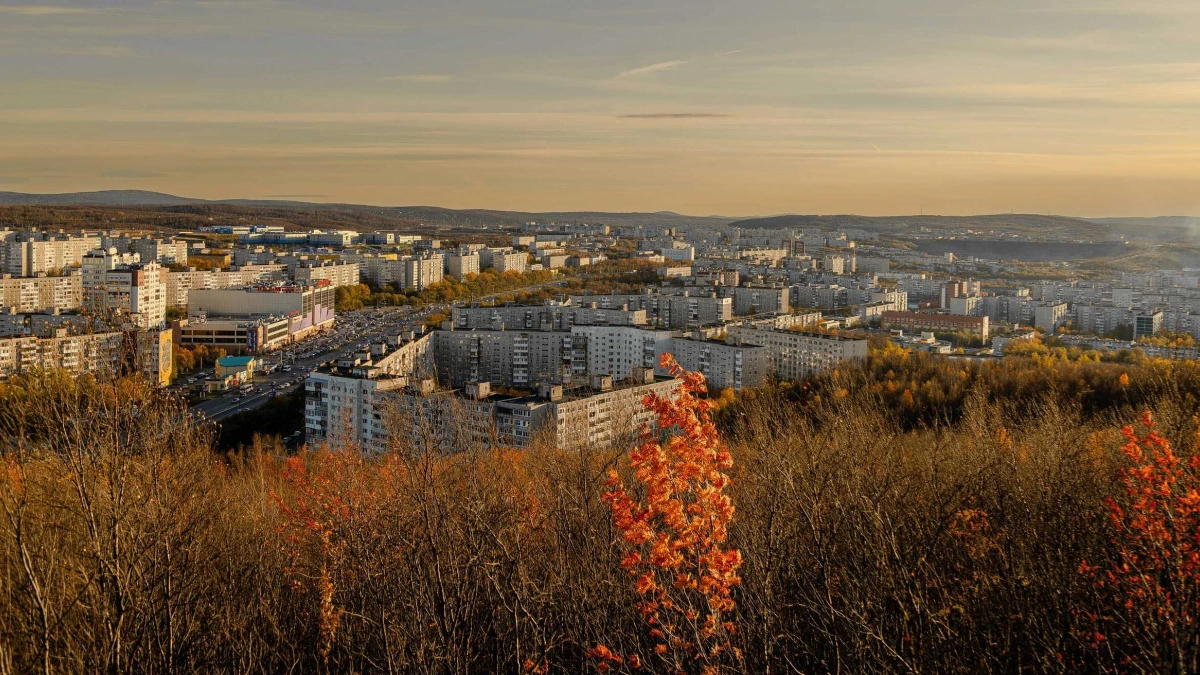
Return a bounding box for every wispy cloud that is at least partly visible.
[384,74,453,83]
[618,113,729,119]
[0,5,96,16]
[614,60,687,78]
[99,169,165,179]
[49,44,140,58]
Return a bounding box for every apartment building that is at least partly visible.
[0,274,83,313]
[569,325,675,381]
[541,254,570,269]
[447,253,481,280]
[881,311,990,338]
[0,327,172,385]
[726,325,868,382]
[404,255,444,290]
[0,330,122,380]
[306,356,679,452]
[492,251,529,274]
[1,231,101,276]
[130,237,188,265]
[493,372,679,450]
[232,246,278,266]
[434,330,572,389]
[82,248,141,312]
[568,292,732,330]
[451,304,647,331]
[100,262,167,329]
[724,285,790,315]
[292,261,361,288]
[666,337,770,391]
[359,254,444,290]
[1034,302,1070,331]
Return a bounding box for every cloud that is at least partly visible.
[384,74,453,83]
[614,60,688,78]
[49,44,140,58]
[0,5,95,16]
[618,113,729,119]
[98,169,165,179]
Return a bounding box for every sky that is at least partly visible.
[1,0,1198,216]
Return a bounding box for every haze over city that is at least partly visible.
[3,0,1199,216]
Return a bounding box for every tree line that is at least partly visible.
[0,351,1197,673]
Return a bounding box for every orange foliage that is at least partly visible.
[594,354,743,673]
[1077,411,1200,672]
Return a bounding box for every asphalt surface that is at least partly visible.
[187,280,566,424]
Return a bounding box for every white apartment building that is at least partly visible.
[492,251,528,274]
[1034,303,1070,331]
[666,337,770,391]
[359,255,445,290]
[404,255,444,290]
[1,231,101,276]
[102,262,167,329]
[82,248,141,312]
[447,253,481,280]
[165,264,289,307]
[130,237,188,265]
[293,261,361,288]
[569,325,675,381]
[725,325,868,382]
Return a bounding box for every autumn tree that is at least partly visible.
[1078,411,1200,673]
[592,354,743,674]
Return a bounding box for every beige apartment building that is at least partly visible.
[0,274,83,313]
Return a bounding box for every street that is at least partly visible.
[187,280,567,424]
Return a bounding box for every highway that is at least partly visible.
[187,280,567,424]
[188,306,416,422]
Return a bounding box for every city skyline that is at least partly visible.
[2,0,1199,216]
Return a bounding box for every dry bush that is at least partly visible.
[0,358,1197,673]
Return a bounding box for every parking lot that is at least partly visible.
[187,306,415,423]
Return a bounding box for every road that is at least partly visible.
[188,279,566,424]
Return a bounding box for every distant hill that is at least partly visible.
[0,191,737,229]
[0,190,208,207]
[727,213,1117,239]
[1087,216,1199,228]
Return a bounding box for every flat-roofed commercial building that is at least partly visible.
[189,282,334,320]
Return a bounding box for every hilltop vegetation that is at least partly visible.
[729,213,1116,240]
[0,191,735,232]
[0,353,1198,673]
